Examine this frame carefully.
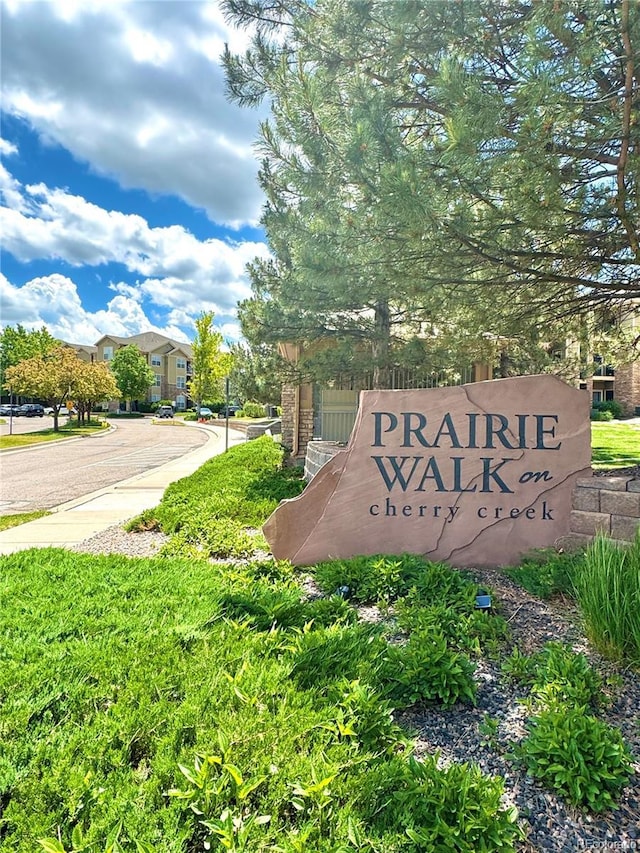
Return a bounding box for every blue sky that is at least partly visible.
[1,0,271,346]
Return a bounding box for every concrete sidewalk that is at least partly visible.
[0,423,246,555]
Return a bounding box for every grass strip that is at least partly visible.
[0,420,108,451]
[0,510,50,531]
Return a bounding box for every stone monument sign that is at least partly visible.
[264,376,591,567]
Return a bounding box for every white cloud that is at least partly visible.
[1,0,266,226]
[1,171,271,316]
[0,272,198,345]
[0,138,18,156]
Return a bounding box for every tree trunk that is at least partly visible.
[372,300,392,389]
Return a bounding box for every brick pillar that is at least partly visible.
[281,384,296,452]
[298,383,315,459]
[615,361,640,417]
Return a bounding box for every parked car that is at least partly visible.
[198,407,214,419]
[217,405,241,419]
[0,404,20,416]
[43,406,74,416]
[17,404,45,417]
[156,405,174,419]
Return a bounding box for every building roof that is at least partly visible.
[60,340,98,354]
[95,331,193,357]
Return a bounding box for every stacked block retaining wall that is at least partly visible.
[565,475,640,548]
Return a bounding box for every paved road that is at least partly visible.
[0,417,213,514]
[0,415,59,435]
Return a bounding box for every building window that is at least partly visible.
[154,374,162,386]
[176,377,186,389]
[176,395,186,410]
[103,346,113,361]
[176,357,186,369]
[151,354,162,367]
[151,394,161,403]
[593,390,603,404]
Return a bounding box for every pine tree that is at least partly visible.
[223,0,639,385]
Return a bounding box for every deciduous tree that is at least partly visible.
[109,345,155,412]
[74,361,120,424]
[190,312,233,413]
[0,325,57,396]
[4,345,96,431]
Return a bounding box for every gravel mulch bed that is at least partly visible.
[70,523,640,853]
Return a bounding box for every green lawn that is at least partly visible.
[591,421,640,468]
[0,419,108,451]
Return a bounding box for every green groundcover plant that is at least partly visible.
[516,705,633,812]
[0,548,523,852]
[1,439,634,850]
[502,641,632,811]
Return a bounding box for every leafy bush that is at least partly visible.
[516,705,632,811]
[314,553,476,606]
[243,401,266,418]
[502,642,604,710]
[395,601,509,657]
[572,534,640,665]
[359,755,522,852]
[380,629,477,708]
[591,408,614,421]
[505,548,582,599]
[331,680,406,754]
[595,400,624,419]
[105,411,144,418]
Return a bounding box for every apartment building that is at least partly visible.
[580,304,640,416]
[94,332,193,410]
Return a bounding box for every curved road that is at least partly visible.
[0,418,213,515]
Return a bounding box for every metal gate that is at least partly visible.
[319,390,359,442]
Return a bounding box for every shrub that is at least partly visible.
[572,534,640,664]
[331,680,406,754]
[516,704,632,811]
[595,400,624,419]
[501,642,604,709]
[359,755,522,852]
[505,548,582,599]
[313,553,476,606]
[518,643,604,708]
[395,602,509,657]
[380,629,477,708]
[243,401,266,418]
[591,408,614,421]
[105,411,145,418]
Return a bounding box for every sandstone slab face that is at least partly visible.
[264,376,592,567]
